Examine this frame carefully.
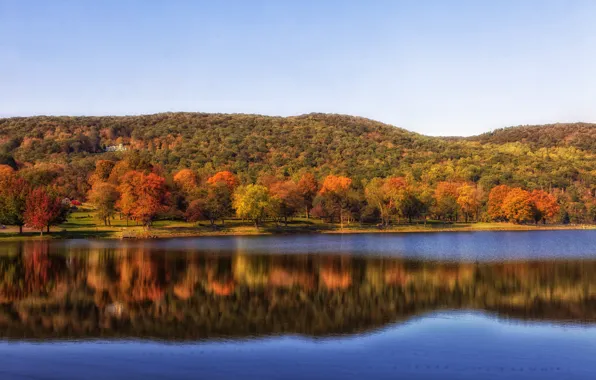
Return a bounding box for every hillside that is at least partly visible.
[0,113,444,179]
[0,113,595,208]
[467,122,596,151]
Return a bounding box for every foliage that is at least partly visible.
[23,188,63,235]
[87,182,120,226]
[233,184,271,227]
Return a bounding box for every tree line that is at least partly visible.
[1,152,592,233]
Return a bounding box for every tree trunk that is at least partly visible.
[284,216,288,227]
[40,229,43,237]
[19,225,23,234]
[46,225,50,233]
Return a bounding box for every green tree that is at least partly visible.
[233,184,271,228]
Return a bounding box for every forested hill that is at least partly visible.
[466,123,596,151]
[0,112,595,193]
[0,112,442,179]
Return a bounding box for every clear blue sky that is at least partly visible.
[1,0,595,136]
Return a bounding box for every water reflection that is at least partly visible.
[1,240,596,341]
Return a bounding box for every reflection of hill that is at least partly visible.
[1,241,596,340]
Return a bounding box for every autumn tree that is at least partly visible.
[530,189,559,224]
[457,184,481,222]
[24,188,63,236]
[487,185,512,221]
[88,182,120,226]
[233,184,271,228]
[117,171,168,228]
[269,179,302,226]
[501,188,533,223]
[319,175,352,229]
[296,173,318,218]
[0,176,30,233]
[89,160,116,185]
[173,168,197,194]
[433,182,460,221]
[0,164,15,188]
[207,171,238,191]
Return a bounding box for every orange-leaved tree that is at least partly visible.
[117,171,168,228]
[457,184,481,222]
[173,169,197,194]
[319,175,352,229]
[207,171,238,191]
[487,185,512,221]
[269,179,302,226]
[296,172,318,218]
[530,189,559,224]
[501,188,533,223]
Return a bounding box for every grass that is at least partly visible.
[0,206,594,241]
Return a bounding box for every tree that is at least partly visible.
[89,160,116,184]
[116,174,136,226]
[269,180,302,226]
[487,185,512,221]
[530,189,559,224]
[400,189,424,223]
[88,182,119,226]
[501,188,533,223]
[364,177,408,225]
[0,177,30,233]
[365,178,392,226]
[319,175,352,229]
[24,188,63,235]
[296,173,318,218]
[457,184,481,222]
[233,184,271,228]
[207,171,238,191]
[0,164,15,188]
[117,171,169,227]
[433,182,460,221]
[384,177,408,223]
[185,182,233,228]
[173,169,197,193]
[132,173,169,227]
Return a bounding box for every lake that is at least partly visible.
[1,230,596,379]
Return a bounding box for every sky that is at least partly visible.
[1,0,595,136]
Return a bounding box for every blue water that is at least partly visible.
[55,229,596,260]
[2,231,596,379]
[2,313,595,380]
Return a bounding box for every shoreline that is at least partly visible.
[1,222,594,241]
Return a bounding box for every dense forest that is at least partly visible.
[0,113,595,231]
[1,244,595,340]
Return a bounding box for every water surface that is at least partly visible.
[1,231,596,379]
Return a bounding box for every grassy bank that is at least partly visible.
[0,207,595,241]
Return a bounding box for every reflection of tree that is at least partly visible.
[319,256,352,290]
[119,250,165,302]
[2,244,596,340]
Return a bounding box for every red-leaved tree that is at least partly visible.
[24,188,63,236]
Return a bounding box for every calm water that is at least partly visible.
[1,230,596,379]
